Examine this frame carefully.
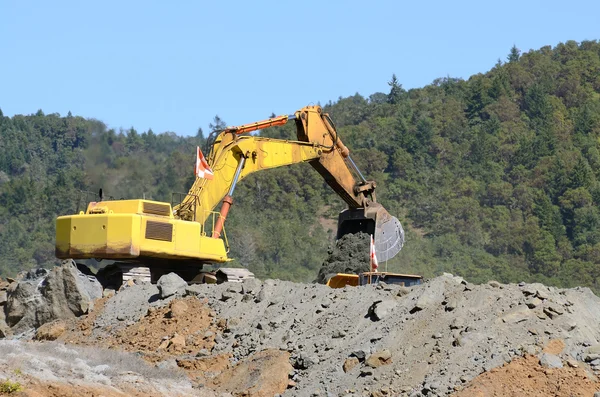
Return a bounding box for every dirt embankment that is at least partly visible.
[4,267,600,396]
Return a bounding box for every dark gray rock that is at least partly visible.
[5,260,102,333]
[295,353,319,369]
[156,273,187,299]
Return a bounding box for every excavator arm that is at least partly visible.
[176,105,404,261]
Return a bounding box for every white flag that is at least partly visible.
[195,147,214,180]
[370,235,378,272]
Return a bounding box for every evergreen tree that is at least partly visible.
[507,45,520,63]
[387,74,404,104]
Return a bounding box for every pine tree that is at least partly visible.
[507,45,520,63]
[387,74,404,104]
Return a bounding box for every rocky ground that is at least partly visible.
[2,261,600,396]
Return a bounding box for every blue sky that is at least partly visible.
[1,0,598,136]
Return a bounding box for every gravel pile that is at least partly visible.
[5,268,600,396]
[183,274,600,396]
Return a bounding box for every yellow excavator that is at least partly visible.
[55,106,405,284]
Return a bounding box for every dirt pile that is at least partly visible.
[316,232,371,284]
[191,275,600,396]
[454,355,600,396]
[4,271,600,396]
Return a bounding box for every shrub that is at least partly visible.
[0,379,23,394]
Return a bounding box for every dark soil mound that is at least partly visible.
[315,232,371,284]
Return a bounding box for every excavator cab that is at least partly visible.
[337,203,405,262]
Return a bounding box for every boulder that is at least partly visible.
[157,273,187,299]
[213,349,292,396]
[5,260,102,333]
[539,353,563,369]
[34,320,67,341]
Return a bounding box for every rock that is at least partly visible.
[351,349,368,361]
[450,318,464,330]
[536,287,550,300]
[251,321,263,331]
[0,320,10,339]
[586,354,600,362]
[397,287,411,297]
[156,359,178,371]
[587,345,600,355]
[445,297,457,311]
[369,299,396,321]
[566,359,579,368]
[521,285,537,296]
[212,349,292,396]
[196,348,210,357]
[366,350,393,368]
[158,339,170,350]
[543,305,564,319]
[525,297,542,308]
[343,357,360,373]
[412,286,443,312]
[221,291,233,301]
[169,300,189,318]
[0,290,7,305]
[255,288,268,303]
[296,353,319,369]
[488,280,501,288]
[241,277,261,291]
[170,333,186,348]
[500,306,531,324]
[5,261,102,333]
[157,273,187,299]
[539,353,563,368]
[360,368,374,377]
[332,329,346,338]
[34,320,67,341]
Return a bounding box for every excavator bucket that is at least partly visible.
[337,203,405,262]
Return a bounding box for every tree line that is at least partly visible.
[1,40,600,292]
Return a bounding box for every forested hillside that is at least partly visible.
[1,40,600,291]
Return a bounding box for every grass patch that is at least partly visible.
[0,379,23,394]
